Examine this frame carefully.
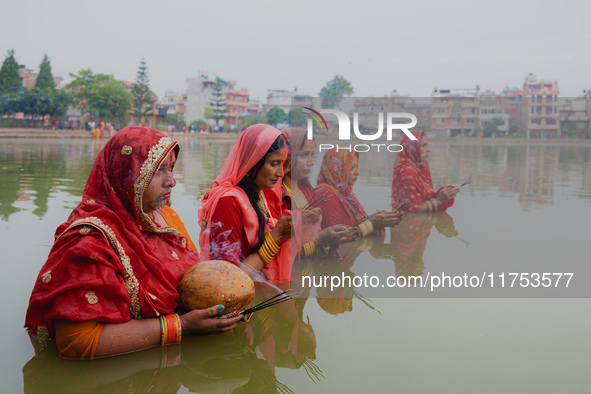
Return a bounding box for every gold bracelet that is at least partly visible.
[258,246,273,263]
[265,231,280,252]
[431,198,439,211]
[303,241,315,256]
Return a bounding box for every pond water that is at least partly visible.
[1,137,590,393]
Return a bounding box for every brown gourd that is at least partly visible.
[179,260,255,314]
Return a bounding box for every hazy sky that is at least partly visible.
[2,0,590,102]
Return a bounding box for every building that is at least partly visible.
[431,88,480,137]
[519,73,560,139]
[559,93,591,138]
[18,65,63,89]
[265,89,299,114]
[498,87,522,133]
[479,91,510,137]
[157,91,188,122]
[350,96,430,135]
[185,73,260,129]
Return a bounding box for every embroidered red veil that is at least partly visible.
[25,127,198,340]
[391,130,454,213]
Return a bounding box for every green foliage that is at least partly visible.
[131,59,154,121]
[203,107,215,120]
[265,106,287,126]
[166,113,179,125]
[189,119,206,126]
[482,117,505,137]
[0,91,23,115]
[35,54,55,90]
[209,82,227,125]
[288,107,307,128]
[319,75,354,109]
[66,69,132,122]
[0,49,22,95]
[0,87,71,120]
[244,114,265,128]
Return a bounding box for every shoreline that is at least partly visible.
[1,128,590,146]
[0,128,241,140]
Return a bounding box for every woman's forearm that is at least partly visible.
[94,318,162,358]
[242,252,265,272]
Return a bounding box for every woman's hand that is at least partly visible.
[371,211,403,229]
[436,186,458,204]
[180,305,243,336]
[270,213,292,244]
[316,225,352,245]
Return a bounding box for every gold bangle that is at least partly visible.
[258,242,276,264]
[265,231,280,252]
[431,198,439,211]
[258,247,272,263]
[303,241,315,256]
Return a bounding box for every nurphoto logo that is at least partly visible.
[303,107,418,152]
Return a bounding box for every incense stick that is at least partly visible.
[240,290,292,315]
[241,295,292,315]
[349,209,383,228]
[393,199,409,212]
[459,178,471,187]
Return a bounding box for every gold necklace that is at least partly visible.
[283,180,307,209]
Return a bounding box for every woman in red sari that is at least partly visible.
[279,129,352,257]
[391,130,457,213]
[316,148,401,236]
[25,127,241,360]
[198,124,292,282]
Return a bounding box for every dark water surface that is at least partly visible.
[1,138,590,393]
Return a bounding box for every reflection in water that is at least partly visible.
[3,140,590,222]
[23,289,321,394]
[0,140,100,220]
[6,139,591,393]
[390,212,458,279]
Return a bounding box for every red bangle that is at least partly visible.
[165,314,176,345]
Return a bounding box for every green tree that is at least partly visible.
[190,119,206,126]
[66,69,132,122]
[265,106,287,126]
[35,54,55,90]
[288,107,307,128]
[0,49,22,95]
[203,107,215,122]
[319,75,354,109]
[0,91,22,115]
[244,114,265,128]
[131,59,155,122]
[482,117,505,137]
[166,113,179,125]
[209,81,227,126]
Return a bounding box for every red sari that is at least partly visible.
[278,128,315,211]
[391,130,455,213]
[315,149,368,228]
[25,127,199,344]
[198,124,291,281]
[278,129,321,259]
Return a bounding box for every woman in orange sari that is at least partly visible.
[391,130,457,213]
[316,148,401,236]
[198,124,292,282]
[25,127,241,360]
